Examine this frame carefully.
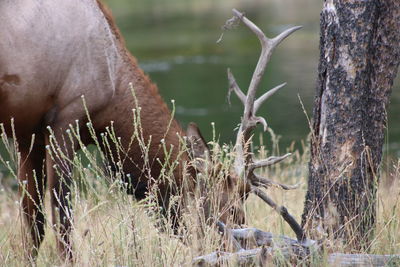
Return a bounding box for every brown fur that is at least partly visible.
[0,0,249,260]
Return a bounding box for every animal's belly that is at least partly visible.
[0,79,54,135]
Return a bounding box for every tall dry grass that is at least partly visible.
[0,106,399,266]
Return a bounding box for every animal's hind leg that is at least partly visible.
[18,137,47,259]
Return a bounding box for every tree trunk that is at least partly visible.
[302,0,400,251]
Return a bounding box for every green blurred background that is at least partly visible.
[102,0,400,156]
[1,0,399,180]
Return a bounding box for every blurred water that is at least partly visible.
[104,0,400,155]
[3,0,398,160]
[0,0,398,184]
[103,0,321,151]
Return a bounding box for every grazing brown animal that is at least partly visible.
[0,0,250,260]
[0,0,303,261]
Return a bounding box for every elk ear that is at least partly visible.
[186,122,210,162]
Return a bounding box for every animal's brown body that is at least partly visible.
[0,0,247,258]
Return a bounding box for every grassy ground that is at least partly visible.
[0,129,399,266]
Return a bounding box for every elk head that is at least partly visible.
[186,122,250,227]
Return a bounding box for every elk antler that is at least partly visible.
[228,9,305,242]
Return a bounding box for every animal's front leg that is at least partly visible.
[45,126,77,261]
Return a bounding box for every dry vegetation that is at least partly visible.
[0,3,397,266]
[0,8,399,265]
[0,122,398,266]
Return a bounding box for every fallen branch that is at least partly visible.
[327,253,400,267]
[193,250,400,267]
[195,224,398,266]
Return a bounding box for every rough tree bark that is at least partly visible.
[302,0,400,251]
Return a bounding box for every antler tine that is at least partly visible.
[271,25,304,48]
[252,186,305,242]
[254,82,286,113]
[252,173,301,190]
[231,9,302,125]
[248,153,292,173]
[228,68,246,105]
[232,9,267,45]
[231,9,270,132]
[230,9,301,177]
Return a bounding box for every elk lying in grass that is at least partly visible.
[0,0,305,262]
